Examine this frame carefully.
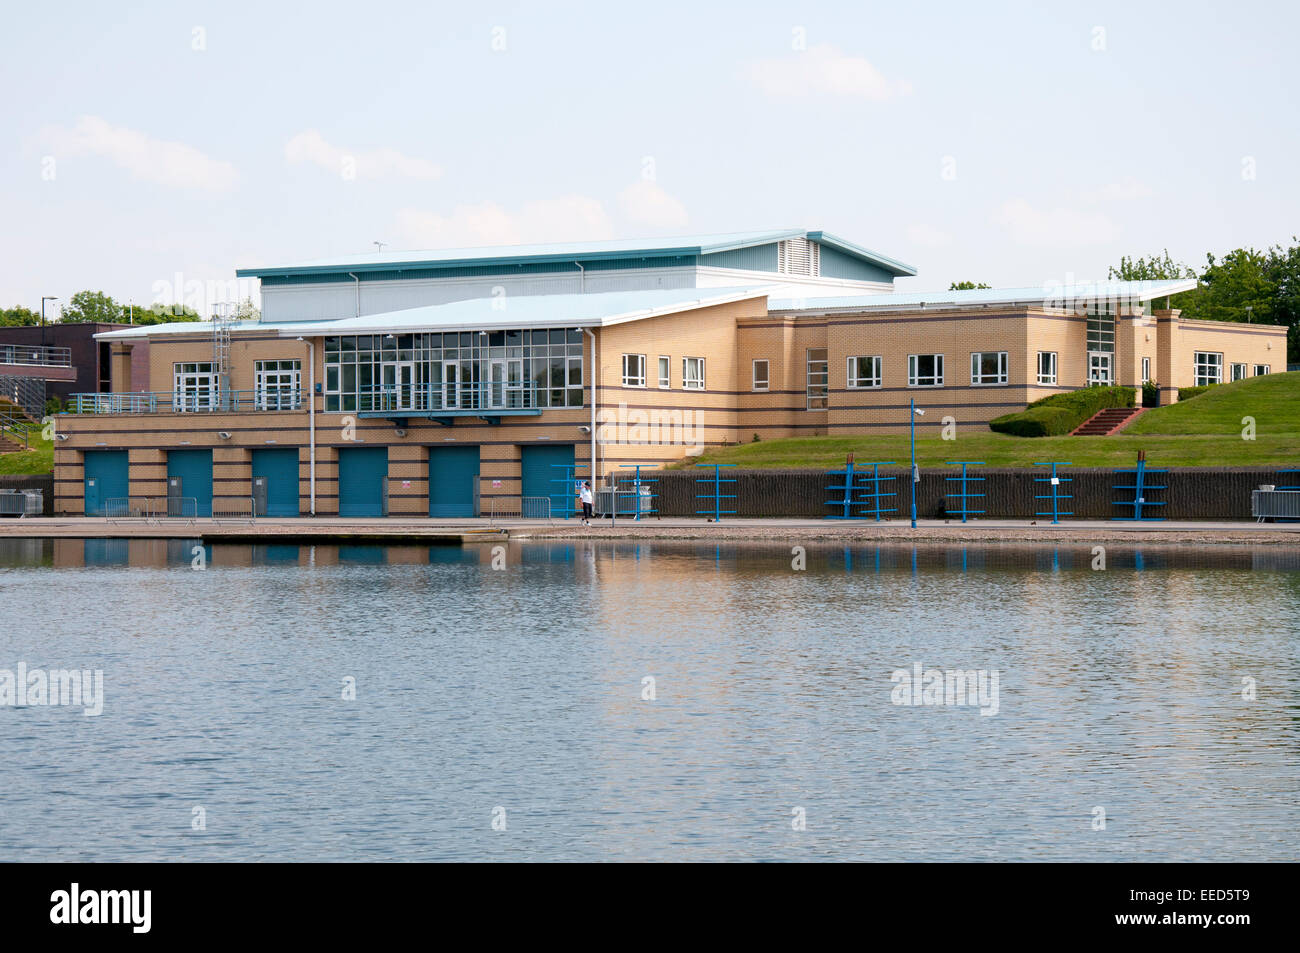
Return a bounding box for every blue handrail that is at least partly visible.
[1032,462,1073,524]
[695,464,738,521]
[944,461,986,522]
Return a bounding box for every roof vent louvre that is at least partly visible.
[778,238,819,277]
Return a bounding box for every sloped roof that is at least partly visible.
[235,229,915,278]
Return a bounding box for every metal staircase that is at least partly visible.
[0,376,47,420]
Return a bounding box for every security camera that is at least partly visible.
[55,434,69,441]
[913,409,926,417]
[217,431,232,439]
[394,427,407,437]
[579,425,591,434]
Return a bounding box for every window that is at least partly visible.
[971,351,1008,385]
[1037,351,1058,386]
[805,348,828,409]
[847,355,882,388]
[255,359,301,410]
[1141,357,1151,383]
[657,355,671,389]
[682,356,705,391]
[622,353,646,387]
[1230,362,1248,382]
[1254,364,1270,376]
[173,362,218,411]
[777,238,820,276]
[1193,351,1222,386]
[908,354,944,387]
[322,330,583,412]
[752,359,769,392]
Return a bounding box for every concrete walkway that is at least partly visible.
[2,515,1298,545]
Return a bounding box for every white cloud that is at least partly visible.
[617,179,689,228]
[993,198,1120,246]
[744,44,911,101]
[42,115,237,191]
[1080,177,1154,202]
[395,195,613,247]
[285,129,442,181]
[906,223,952,248]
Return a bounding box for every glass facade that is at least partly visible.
[322,329,584,413]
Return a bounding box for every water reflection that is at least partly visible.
[1,537,1299,572]
[0,535,1297,861]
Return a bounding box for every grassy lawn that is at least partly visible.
[0,430,53,476]
[1127,373,1298,435]
[681,373,1300,470]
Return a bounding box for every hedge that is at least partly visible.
[1177,384,1214,401]
[989,385,1135,437]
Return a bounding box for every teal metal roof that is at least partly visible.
[94,286,774,341]
[770,279,1197,312]
[235,229,916,279]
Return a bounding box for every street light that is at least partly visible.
[910,400,926,528]
[41,296,58,350]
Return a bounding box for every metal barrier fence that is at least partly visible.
[0,489,42,517]
[213,498,257,523]
[487,496,552,525]
[103,497,201,524]
[1252,490,1300,520]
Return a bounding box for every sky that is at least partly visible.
[2,0,1298,317]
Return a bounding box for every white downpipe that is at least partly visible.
[583,328,597,487]
[348,272,360,317]
[574,261,585,293]
[298,337,316,515]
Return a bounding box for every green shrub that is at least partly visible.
[1177,384,1214,401]
[1142,380,1159,407]
[990,385,1135,437]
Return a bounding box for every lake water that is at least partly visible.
[1,538,1298,861]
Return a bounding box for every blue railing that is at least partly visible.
[70,389,304,414]
[350,380,540,413]
[0,344,72,367]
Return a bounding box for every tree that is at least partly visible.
[948,281,990,291]
[129,303,201,326]
[59,290,123,324]
[1107,249,1196,281]
[233,298,261,322]
[0,306,40,327]
[1179,248,1277,325]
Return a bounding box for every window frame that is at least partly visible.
[173,361,218,412]
[254,358,302,410]
[908,353,945,388]
[751,359,770,392]
[621,353,647,388]
[846,355,882,389]
[1254,364,1270,376]
[682,356,706,391]
[970,351,1009,386]
[805,348,828,409]
[1141,356,1151,384]
[1230,362,1248,382]
[1037,351,1058,386]
[1193,351,1223,386]
[657,355,671,389]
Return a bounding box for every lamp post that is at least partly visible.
[40,296,58,352]
[910,399,925,528]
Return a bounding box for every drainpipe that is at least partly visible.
[583,327,597,488]
[348,272,361,317]
[574,261,585,294]
[298,336,316,515]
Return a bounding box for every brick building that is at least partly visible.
[52,230,1284,517]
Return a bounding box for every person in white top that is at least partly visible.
[579,482,594,525]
